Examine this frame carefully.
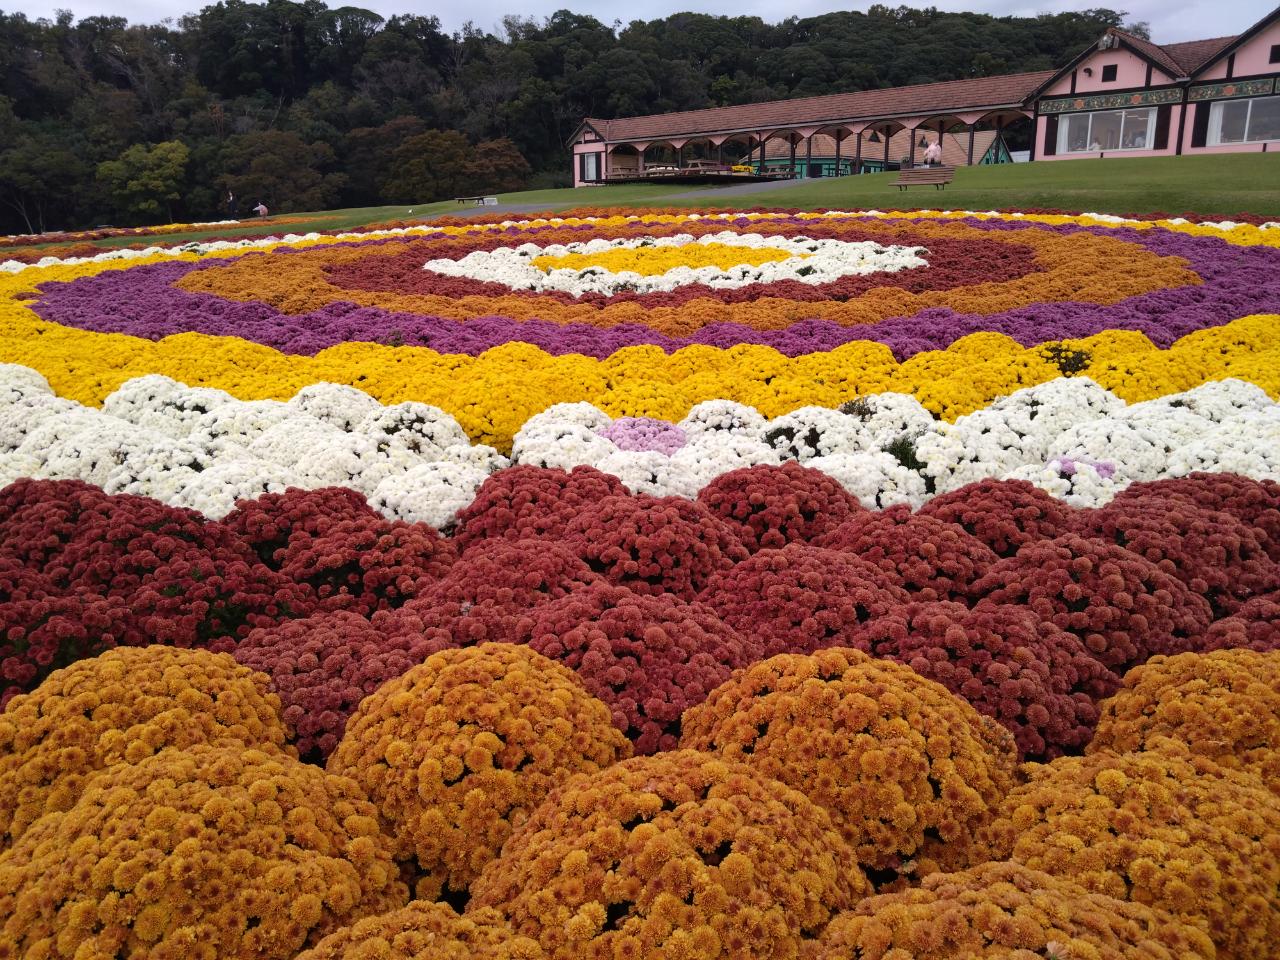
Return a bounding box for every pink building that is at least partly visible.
[569,7,1280,185]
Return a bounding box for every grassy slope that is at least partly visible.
[21,154,1280,250]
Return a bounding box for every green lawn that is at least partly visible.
[21,154,1279,250]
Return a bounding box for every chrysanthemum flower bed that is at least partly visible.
[0,204,1277,957]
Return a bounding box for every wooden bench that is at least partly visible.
[892,166,955,190]
[454,196,498,206]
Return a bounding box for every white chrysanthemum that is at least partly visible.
[512,422,616,470]
[0,363,53,403]
[188,399,295,455]
[0,452,42,488]
[103,375,237,439]
[519,401,613,434]
[954,377,1122,463]
[1045,418,1173,484]
[807,451,930,510]
[678,400,768,440]
[248,417,380,485]
[439,442,510,475]
[288,382,382,431]
[1004,460,1124,509]
[101,437,212,499]
[762,406,861,461]
[174,459,306,519]
[369,461,488,529]
[0,394,81,453]
[1166,413,1280,480]
[670,433,781,492]
[17,411,170,487]
[357,400,470,456]
[595,449,698,498]
[838,392,937,451]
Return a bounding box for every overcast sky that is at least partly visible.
[1,0,1273,43]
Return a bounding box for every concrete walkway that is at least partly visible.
[658,177,815,201]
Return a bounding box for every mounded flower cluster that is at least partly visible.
[1200,591,1280,651]
[326,644,630,903]
[1072,500,1277,615]
[452,465,627,550]
[563,494,749,600]
[234,610,453,761]
[680,648,1017,878]
[525,584,761,754]
[804,861,1216,960]
[469,749,867,960]
[856,601,1119,760]
[0,743,408,959]
[0,478,309,702]
[1112,472,1280,562]
[694,462,862,553]
[378,538,605,647]
[696,544,908,657]
[1089,649,1280,788]
[297,901,544,960]
[0,645,290,850]
[816,507,999,603]
[917,477,1072,557]
[982,741,1280,960]
[971,533,1214,670]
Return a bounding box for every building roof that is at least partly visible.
[581,70,1054,144]
[1112,28,1189,78]
[1161,35,1238,74]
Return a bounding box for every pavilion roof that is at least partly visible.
[1162,35,1239,74]
[581,70,1054,144]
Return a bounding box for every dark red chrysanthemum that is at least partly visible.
[1110,473,1280,562]
[217,486,382,566]
[916,478,1073,558]
[695,462,863,553]
[815,506,998,603]
[374,538,604,647]
[970,534,1214,670]
[234,610,453,761]
[526,584,761,754]
[1197,591,1280,653]
[564,494,749,600]
[1072,501,1277,616]
[697,543,908,657]
[452,466,627,552]
[855,600,1120,760]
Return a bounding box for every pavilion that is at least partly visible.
[569,6,1280,185]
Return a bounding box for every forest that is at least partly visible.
[0,3,1144,232]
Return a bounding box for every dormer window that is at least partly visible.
[1101,64,1118,82]
[1270,44,1280,64]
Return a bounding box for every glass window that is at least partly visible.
[1056,108,1156,153]
[1210,96,1280,145]
[1101,64,1118,82]
[1247,96,1280,142]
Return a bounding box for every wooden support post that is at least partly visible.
[717,143,724,165]
[884,129,890,166]
[805,136,812,177]
[967,123,976,166]
[757,135,766,174]
[854,132,861,173]
[834,134,842,175]
[909,130,917,168]
[677,145,683,170]
[789,138,797,177]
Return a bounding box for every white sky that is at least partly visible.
[1,0,1273,44]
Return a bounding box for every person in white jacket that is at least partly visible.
[923,139,943,166]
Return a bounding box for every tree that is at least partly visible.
[380,129,470,203]
[464,138,531,193]
[0,127,88,232]
[96,139,190,223]
[219,129,346,211]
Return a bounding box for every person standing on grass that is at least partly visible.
[923,138,943,166]
[253,201,269,217]
[226,190,238,218]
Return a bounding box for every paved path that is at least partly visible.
[658,177,814,201]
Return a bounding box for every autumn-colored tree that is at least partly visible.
[380,128,470,202]
[464,137,531,193]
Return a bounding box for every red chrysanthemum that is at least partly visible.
[697,543,908,657]
[856,600,1120,760]
[916,478,1073,558]
[564,494,749,600]
[234,610,454,761]
[1198,591,1280,652]
[452,466,626,551]
[815,507,998,603]
[695,462,863,553]
[970,534,1214,670]
[526,583,761,754]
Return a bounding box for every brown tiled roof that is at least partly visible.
[583,70,1053,143]
[1111,28,1187,78]
[1161,35,1238,74]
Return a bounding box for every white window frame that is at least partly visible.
[1208,94,1280,145]
[1056,106,1157,154]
